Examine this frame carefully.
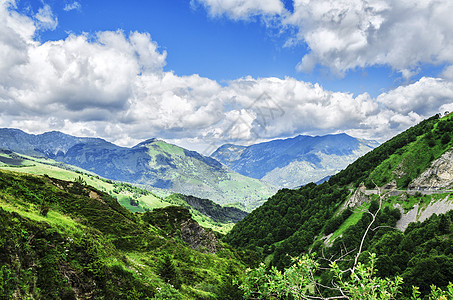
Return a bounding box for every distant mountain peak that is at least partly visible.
[211,133,378,188]
[0,128,275,209]
[133,138,159,148]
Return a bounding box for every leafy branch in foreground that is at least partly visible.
[239,252,402,300]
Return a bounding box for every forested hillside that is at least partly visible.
[225,113,453,298]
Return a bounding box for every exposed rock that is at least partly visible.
[409,149,453,189]
[342,185,369,210]
[382,180,397,190]
[144,206,219,254]
[180,219,217,254]
[396,196,453,231]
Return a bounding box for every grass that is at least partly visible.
[0,152,240,233]
[0,196,85,238]
[328,201,371,244]
[0,168,248,299]
[368,116,453,189]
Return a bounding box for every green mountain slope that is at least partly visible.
[0,169,247,299]
[0,150,247,233]
[132,139,276,210]
[224,113,453,298]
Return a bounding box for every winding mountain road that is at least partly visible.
[363,188,453,196]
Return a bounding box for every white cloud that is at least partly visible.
[442,65,453,81]
[1,0,453,154]
[192,0,285,20]
[63,2,81,12]
[286,0,453,75]
[377,77,453,115]
[193,0,453,78]
[34,4,58,31]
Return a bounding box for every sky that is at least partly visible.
[1,0,453,154]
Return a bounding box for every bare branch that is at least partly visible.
[352,181,385,272]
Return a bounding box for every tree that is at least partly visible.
[158,255,180,289]
[441,132,451,145]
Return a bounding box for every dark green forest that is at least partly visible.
[224,113,453,298]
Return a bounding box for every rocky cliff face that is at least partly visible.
[144,206,219,254]
[395,196,453,231]
[409,149,453,189]
[180,219,218,254]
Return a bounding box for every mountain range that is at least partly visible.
[1,114,453,299]
[211,133,379,188]
[0,128,275,210]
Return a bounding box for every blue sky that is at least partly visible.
[19,0,435,96]
[1,0,453,152]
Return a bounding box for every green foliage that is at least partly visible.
[240,253,403,300]
[169,194,248,224]
[143,206,192,235]
[326,114,453,189]
[158,255,181,289]
[225,181,349,268]
[0,265,14,300]
[0,170,248,299]
[323,208,353,235]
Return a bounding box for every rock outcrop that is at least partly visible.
[144,206,219,254]
[342,184,369,210]
[180,219,217,254]
[409,149,453,189]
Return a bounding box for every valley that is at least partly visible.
[2,1,453,299]
[1,114,453,299]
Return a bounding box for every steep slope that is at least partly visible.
[0,129,276,210]
[0,150,248,233]
[0,169,247,299]
[225,113,453,298]
[211,133,378,188]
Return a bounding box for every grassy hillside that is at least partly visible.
[225,114,453,298]
[0,169,248,299]
[140,140,276,210]
[329,113,453,188]
[0,152,247,234]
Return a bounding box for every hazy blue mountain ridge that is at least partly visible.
[212,133,379,188]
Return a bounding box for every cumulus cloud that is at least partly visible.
[192,0,285,20]
[287,0,453,76]
[442,65,453,81]
[194,0,453,77]
[1,0,453,154]
[63,2,81,12]
[377,77,453,115]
